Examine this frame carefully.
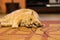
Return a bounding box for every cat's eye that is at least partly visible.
[30,18,32,21]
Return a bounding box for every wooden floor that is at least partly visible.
[0,21,60,40]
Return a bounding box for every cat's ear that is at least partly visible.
[31,11,34,16]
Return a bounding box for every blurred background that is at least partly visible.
[0,0,60,20]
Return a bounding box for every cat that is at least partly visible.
[0,9,43,28]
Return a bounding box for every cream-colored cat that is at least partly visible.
[0,9,42,28]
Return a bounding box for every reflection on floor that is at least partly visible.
[39,14,60,21]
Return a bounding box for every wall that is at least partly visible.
[0,0,26,14]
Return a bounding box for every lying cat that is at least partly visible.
[0,9,43,28]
